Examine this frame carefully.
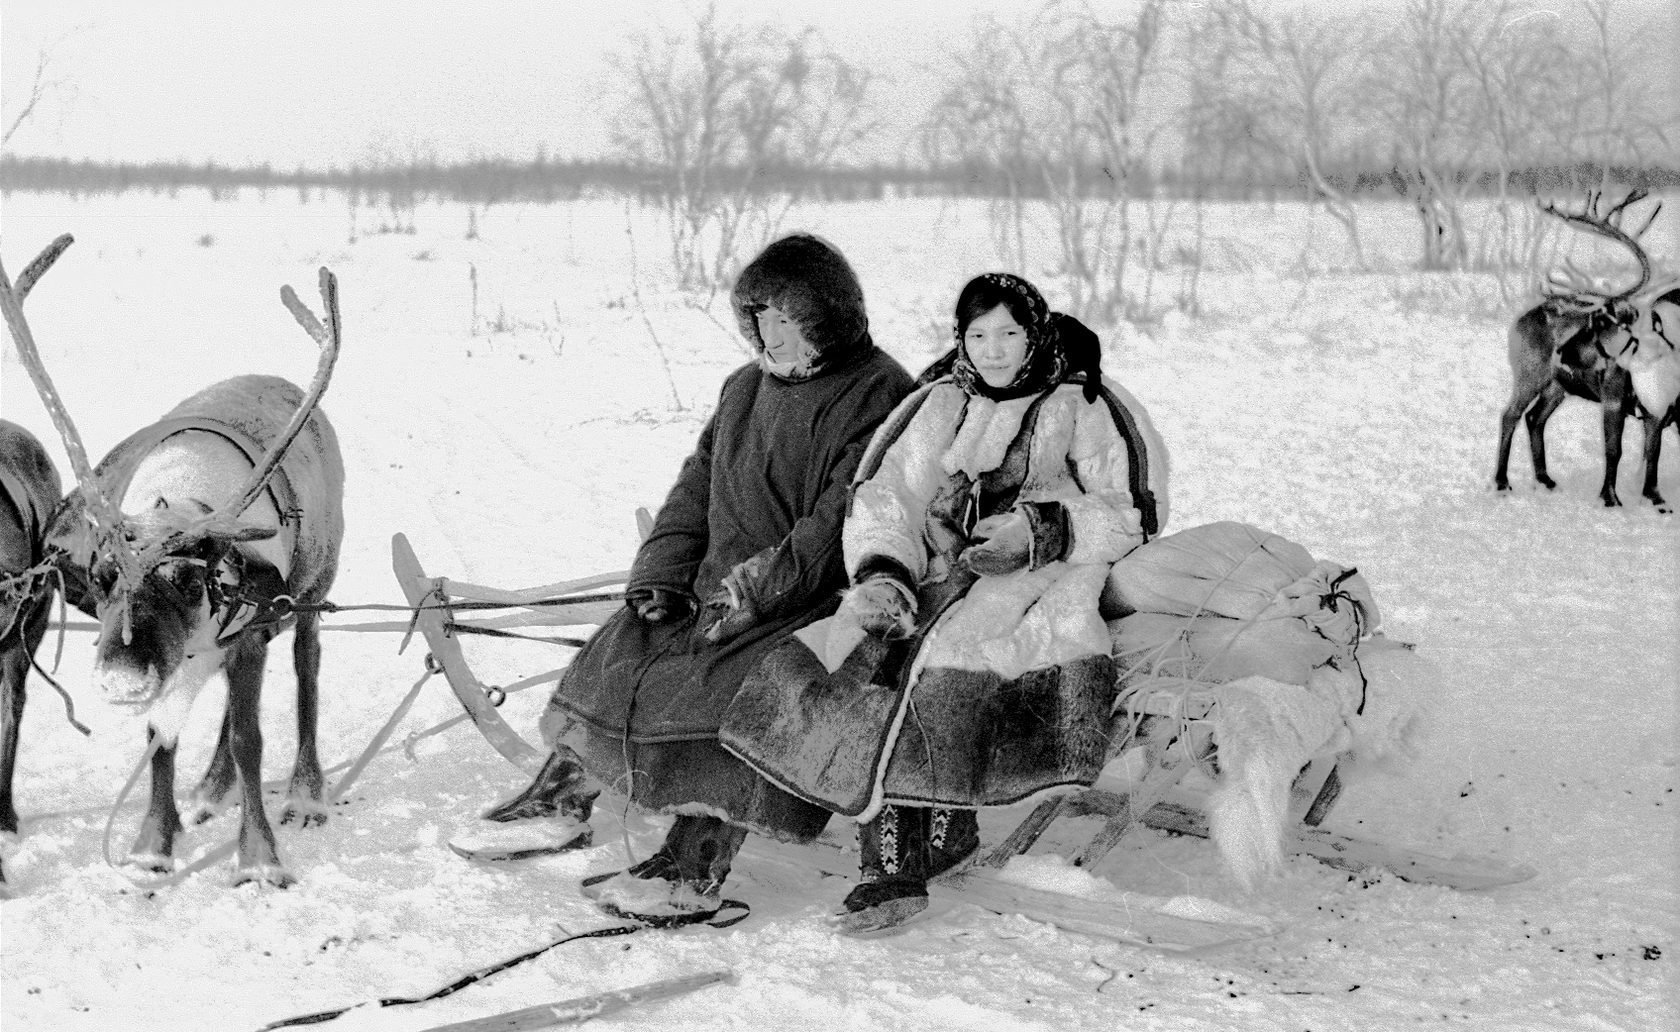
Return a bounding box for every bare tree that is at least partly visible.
[926,0,1175,324]
[613,5,871,293]
[3,35,79,148]
[1201,0,1372,269]
[1449,2,1577,291]
[1367,0,1492,271]
[924,27,1037,271]
[1564,0,1676,193]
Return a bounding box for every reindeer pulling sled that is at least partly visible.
[394,519,1536,953]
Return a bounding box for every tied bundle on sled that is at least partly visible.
[1105,521,1421,887]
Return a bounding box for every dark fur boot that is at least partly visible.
[481,746,599,825]
[927,807,979,878]
[588,815,746,925]
[839,805,932,929]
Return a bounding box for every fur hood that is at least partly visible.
[731,234,872,379]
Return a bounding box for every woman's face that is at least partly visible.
[964,304,1029,388]
[756,305,813,366]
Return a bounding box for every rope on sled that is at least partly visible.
[1108,536,1373,769]
[1109,536,1273,768]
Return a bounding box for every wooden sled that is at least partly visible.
[391,532,627,776]
[390,533,1533,950]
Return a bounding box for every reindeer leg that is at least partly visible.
[1525,383,1567,491]
[1642,412,1672,512]
[281,613,327,828]
[0,604,47,839]
[130,726,183,872]
[224,635,291,888]
[0,644,29,836]
[1495,388,1535,492]
[1599,394,1628,508]
[183,705,238,826]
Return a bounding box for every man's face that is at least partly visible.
[757,305,813,366]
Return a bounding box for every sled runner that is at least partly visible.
[392,532,1534,947]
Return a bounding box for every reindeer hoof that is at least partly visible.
[280,801,329,829]
[233,864,294,889]
[182,798,230,827]
[1537,477,1557,490]
[128,851,175,874]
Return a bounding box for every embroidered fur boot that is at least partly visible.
[926,807,980,879]
[839,805,932,930]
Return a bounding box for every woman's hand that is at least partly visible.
[959,511,1033,576]
[841,576,917,639]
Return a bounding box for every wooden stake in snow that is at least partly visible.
[415,970,735,1032]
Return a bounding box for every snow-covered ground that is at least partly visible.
[1,189,1674,1031]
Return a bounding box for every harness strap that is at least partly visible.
[253,901,749,1031]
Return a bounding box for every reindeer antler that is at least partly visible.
[227,267,342,520]
[124,268,343,577]
[0,236,129,548]
[1539,188,1657,307]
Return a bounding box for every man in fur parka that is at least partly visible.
[720,273,1170,928]
[485,234,913,924]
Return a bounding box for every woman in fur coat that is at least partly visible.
[720,273,1170,928]
[486,234,913,923]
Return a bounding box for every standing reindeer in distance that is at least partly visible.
[0,235,347,887]
[1495,189,1676,511]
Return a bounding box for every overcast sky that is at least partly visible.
[1,0,1005,168]
[3,0,1678,170]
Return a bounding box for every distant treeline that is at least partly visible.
[3,155,1678,205]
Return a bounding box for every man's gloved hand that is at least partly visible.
[627,587,691,624]
[698,564,758,645]
[841,575,917,639]
[959,510,1033,576]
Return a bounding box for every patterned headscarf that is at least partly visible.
[950,273,1068,401]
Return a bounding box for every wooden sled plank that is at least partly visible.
[440,571,629,608]
[1292,760,1344,827]
[980,714,1206,872]
[416,970,734,1032]
[451,603,625,632]
[392,532,545,774]
[738,835,1276,952]
[1141,801,1538,891]
[1071,751,1193,869]
[973,797,1067,869]
[931,868,1278,952]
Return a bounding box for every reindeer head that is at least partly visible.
[1538,189,1662,365]
[82,503,289,708]
[1612,282,1680,370]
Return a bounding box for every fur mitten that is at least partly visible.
[840,575,917,640]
